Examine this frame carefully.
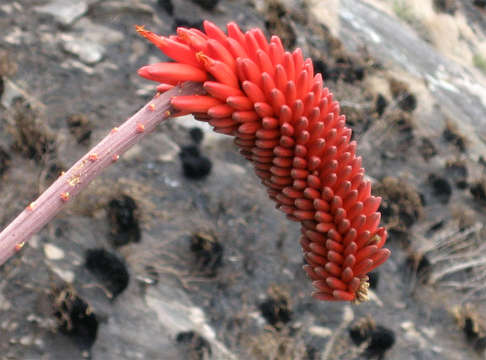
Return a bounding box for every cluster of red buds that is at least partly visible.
[137,21,390,302]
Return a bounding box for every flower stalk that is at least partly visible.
[0,81,203,266]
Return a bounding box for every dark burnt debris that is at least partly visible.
[453,305,486,354]
[189,0,219,11]
[368,272,379,290]
[418,137,438,161]
[157,0,174,15]
[176,330,212,360]
[473,0,486,8]
[405,250,431,282]
[179,144,212,180]
[85,248,129,299]
[10,97,56,161]
[433,0,457,15]
[44,161,65,184]
[189,232,223,276]
[446,159,468,189]
[349,318,395,359]
[66,114,92,145]
[264,0,297,49]
[375,94,388,117]
[389,78,417,113]
[428,174,452,204]
[443,120,467,152]
[308,22,367,84]
[189,127,204,145]
[315,52,366,84]
[470,177,486,205]
[383,110,415,154]
[349,317,375,346]
[107,195,141,246]
[374,177,423,233]
[259,287,292,329]
[366,325,396,358]
[427,220,445,235]
[53,287,99,351]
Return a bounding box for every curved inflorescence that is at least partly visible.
[137,21,390,302]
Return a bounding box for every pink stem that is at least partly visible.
[0,82,203,266]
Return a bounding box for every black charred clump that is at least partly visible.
[259,288,292,329]
[53,287,99,351]
[179,145,212,180]
[446,160,468,189]
[107,195,141,246]
[85,248,129,299]
[157,0,174,15]
[428,174,452,204]
[368,272,379,290]
[349,318,395,358]
[10,97,56,161]
[189,0,219,11]
[189,127,204,145]
[264,0,297,49]
[190,232,223,276]
[374,177,423,233]
[389,78,417,113]
[366,326,396,358]
[473,0,486,8]
[176,330,212,360]
[443,120,467,152]
[375,94,388,117]
[433,0,457,15]
[470,178,486,205]
[454,305,486,355]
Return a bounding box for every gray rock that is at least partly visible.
[60,18,124,65]
[34,0,88,27]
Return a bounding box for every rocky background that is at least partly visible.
[1,0,486,359]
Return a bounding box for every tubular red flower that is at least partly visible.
[138,21,391,303]
[138,62,208,83]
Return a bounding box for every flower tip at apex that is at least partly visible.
[196,51,210,66]
[137,65,150,79]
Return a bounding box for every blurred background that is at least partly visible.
[1,0,486,359]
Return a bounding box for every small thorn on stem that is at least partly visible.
[148,103,156,111]
[111,127,119,134]
[112,154,120,162]
[26,202,36,211]
[60,192,70,202]
[136,123,145,133]
[88,153,98,162]
[15,242,25,252]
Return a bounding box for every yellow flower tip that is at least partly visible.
[135,25,165,46]
[135,25,146,34]
[196,51,210,66]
